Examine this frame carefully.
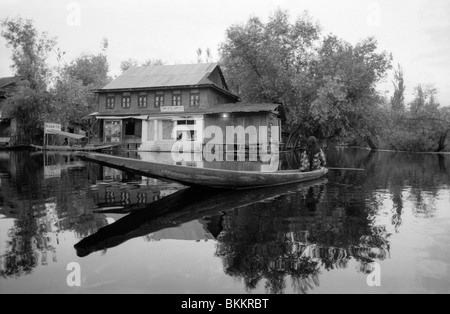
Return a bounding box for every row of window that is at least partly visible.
[106,91,200,109]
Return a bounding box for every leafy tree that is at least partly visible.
[381,84,450,152]
[47,74,93,127]
[2,17,112,141]
[1,17,56,90]
[1,83,51,143]
[219,9,391,148]
[220,10,320,106]
[1,17,57,143]
[65,53,110,89]
[50,41,112,129]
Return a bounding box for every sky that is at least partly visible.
[1,0,449,105]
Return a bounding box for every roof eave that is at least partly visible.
[92,84,240,101]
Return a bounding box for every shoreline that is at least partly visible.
[332,145,450,155]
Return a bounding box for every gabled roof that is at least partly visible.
[100,63,227,90]
[0,76,21,89]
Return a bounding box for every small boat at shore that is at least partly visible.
[31,144,119,152]
[76,152,328,189]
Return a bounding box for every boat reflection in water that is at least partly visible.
[75,175,390,294]
[74,179,328,257]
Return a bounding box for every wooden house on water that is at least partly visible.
[89,63,283,152]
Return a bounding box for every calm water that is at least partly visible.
[1,148,450,294]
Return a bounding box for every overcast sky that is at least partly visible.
[1,0,449,105]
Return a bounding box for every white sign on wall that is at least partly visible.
[45,123,62,132]
[161,106,185,113]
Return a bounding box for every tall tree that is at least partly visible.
[1,17,57,143]
[1,17,57,89]
[390,64,405,111]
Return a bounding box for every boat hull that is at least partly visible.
[77,153,328,189]
[31,144,118,152]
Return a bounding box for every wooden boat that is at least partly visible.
[76,152,328,189]
[31,144,119,152]
[74,179,327,257]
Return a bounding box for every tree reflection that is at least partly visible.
[215,181,391,294]
[0,152,108,278]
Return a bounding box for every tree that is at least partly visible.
[47,74,93,127]
[310,35,391,146]
[120,58,140,72]
[1,17,57,143]
[120,58,165,72]
[65,53,110,89]
[220,9,321,107]
[196,47,213,63]
[390,64,405,111]
[1,17,57,90]
[219,9,391,148]
[50,41,112,128]
[1,83,50,143]
[383,84,450,152]
[141,58,165,67]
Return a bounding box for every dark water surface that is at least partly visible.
[1,148,449,294]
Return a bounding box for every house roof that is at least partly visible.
[203,103,280,115]
[0,76,21,90]
[101,63,225,89]
[92,103,281,119]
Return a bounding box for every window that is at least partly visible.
[176,130,196,141]
[190,91,200,107]
[106,95,115,109]
[172,91,181,106]
[138,92,147,108]
[177,120,195,125]
[155,93,164,108]
[122,92,131,108]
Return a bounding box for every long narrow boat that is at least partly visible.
[31,144,119,152]
[76,152,328,189]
